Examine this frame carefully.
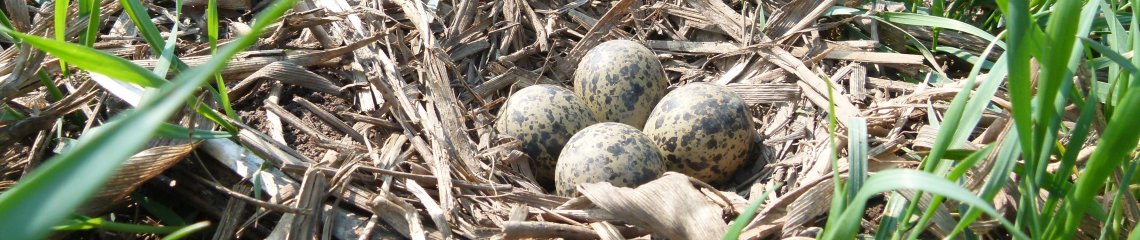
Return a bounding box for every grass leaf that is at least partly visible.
[0,0,296,238]
[947,133,1021,238]
[13,32,165,87]
[878,12,1006,50]
[722,183,782,240]
[822,169,1029,240]
[847,117,868,203]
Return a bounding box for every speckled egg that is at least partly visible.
[496,84,599,187]
[555,122,666,196]
[642,83,755,184]
[572,40,669,129]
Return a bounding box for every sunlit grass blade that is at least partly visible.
[0,0,296,238]
[1059,68,1140,239]
[919,31,1005,170]
[54,216,186,233]
[208,0,238,120]
[847,117,867,203]
[1052,77,1098,189]
[877,12,1006,49]
[1130,0,1139,92]
[78,0,98,47]
[1097,0,1128,107]
[153,0,182,78]
[821,69,847,236]
[119,0,188,71]
[1130,215,1140,240]
[948,131,1021,238]
[14,32,165,87]
[1035,1,1103,225]
[995,0,1038,206]
[902,146,994,240]
[119,0,168,56]
[947,145,995,183]
[54,0,70,76]
[955,41,1009,148]
[1082,38,1140,75]
[0,4,14,41]
[1101,158,1138,238]
[722,182,782,240]
[821,169,1030,240]
[1028,0,1082,203]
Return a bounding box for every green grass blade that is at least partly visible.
[1082,37,1140,75]
[119,0,168,56]
[821,169,1029,240]
[37,70,64,101]
[1034,2,1104,222]
[996,0,1038,198]
[918,58,982,172]
[79,0,99,47]
[1129,215,1140,240]
[955,46,1008,148]
[1053,81,1098,188]
[131,193,187,226]
[156,123,232,139]
[55,0,70,76]
[935,46,994,69]
[947,145,995,184]
[1060,77,1140,238]
[207,0,238,120]
[1130,0,1140,89]
[907,145,996,240]
[0,1,296,238]
[153,0,182,78]
[722,183,782,240]
[873,192,908,240]
[847,117,868,203]
[119,0,188,71]
[822,70,847,236]
[823,6,865,16]
[208,0,220,50]
[1101,159,1138,239]
[54,216,185,233]
[0,3,14,32]
[14,32,165,87]
[877,12,1006,50]
[161,221,211,240]
[1031,0,1083,193]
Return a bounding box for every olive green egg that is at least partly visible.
[555,122,666,196]
[642,83,754,184]
[495,84,599,187]
[572,40,668,129]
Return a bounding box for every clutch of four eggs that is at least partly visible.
[494,40,755,196]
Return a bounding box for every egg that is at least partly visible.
[572,40,669,129]
[495,84,599,187]
[555,122,666,196]
[642,83,755,184]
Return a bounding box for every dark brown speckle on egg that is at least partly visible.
[555,122,666,196]
[573,40,668,129]
[495,84,598,188]
[642,83,755,184]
